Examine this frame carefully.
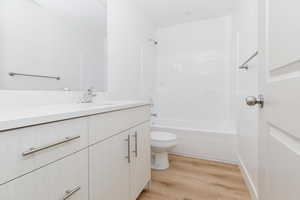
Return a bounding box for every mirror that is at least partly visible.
[0,0,107,91]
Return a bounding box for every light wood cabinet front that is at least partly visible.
[89,122,151,200]
[89,106,150,144]
[0,117,89,185]
[0,149,89,200]
[130,122,151,199]
[89,131,131,200]
[0,106,151,200]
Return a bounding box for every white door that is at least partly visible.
[258,0,300,199]
[131,122,151,199]
[89,131,131,200]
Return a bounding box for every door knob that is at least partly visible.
[245,95,264,108]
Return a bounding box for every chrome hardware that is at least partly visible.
[239,65,249,70]
[133,132,138,158]
[239,51,258,70]
[22,135,80,156]
[9,72,60,80]
[245,95,264,108]
[151,113,157,117]
[81,87,97,103]
[125,135,131,163]
[63,186,81,200]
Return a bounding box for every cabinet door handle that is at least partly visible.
[125,135,131,163]
[63,186,81,200]
[133,132,138,158]
[22,135,80,156]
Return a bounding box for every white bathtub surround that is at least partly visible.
[152,120,237,164]
[152,16,235,136]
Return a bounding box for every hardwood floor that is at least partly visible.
[138,155,251,200]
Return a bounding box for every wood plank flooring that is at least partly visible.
[138,155,251,200]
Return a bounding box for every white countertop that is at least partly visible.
[0,101,150,131]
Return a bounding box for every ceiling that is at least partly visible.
[136,0,235,28]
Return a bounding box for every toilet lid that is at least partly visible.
[151,131,177,141]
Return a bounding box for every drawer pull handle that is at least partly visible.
[63,186,81,200]
[133,132,138,158]
[125,135,131,163]
[22,135,81,156]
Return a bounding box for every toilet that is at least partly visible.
[151,131,177,170]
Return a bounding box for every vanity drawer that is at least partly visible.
[89,106,150,144]
[0,149,89,200]
[0,118,88,185]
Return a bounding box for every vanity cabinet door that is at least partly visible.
[89,131,131,200]
[131,122,151,199]
[0,149,89,200]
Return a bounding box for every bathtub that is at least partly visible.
[151,119,237,163]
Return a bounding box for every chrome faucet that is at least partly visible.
[81,87,97,103]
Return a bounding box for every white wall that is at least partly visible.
[233,0,259,199]
[106,0,156,100]
[153,16,234,129]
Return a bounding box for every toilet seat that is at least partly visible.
[151,131,177,150]
[151,131,177,141]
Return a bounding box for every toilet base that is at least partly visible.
[151,152,170,170]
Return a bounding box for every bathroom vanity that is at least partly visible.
[0,102,151,200]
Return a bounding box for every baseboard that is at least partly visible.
[237,154,259,200]
[171,152,238,165]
